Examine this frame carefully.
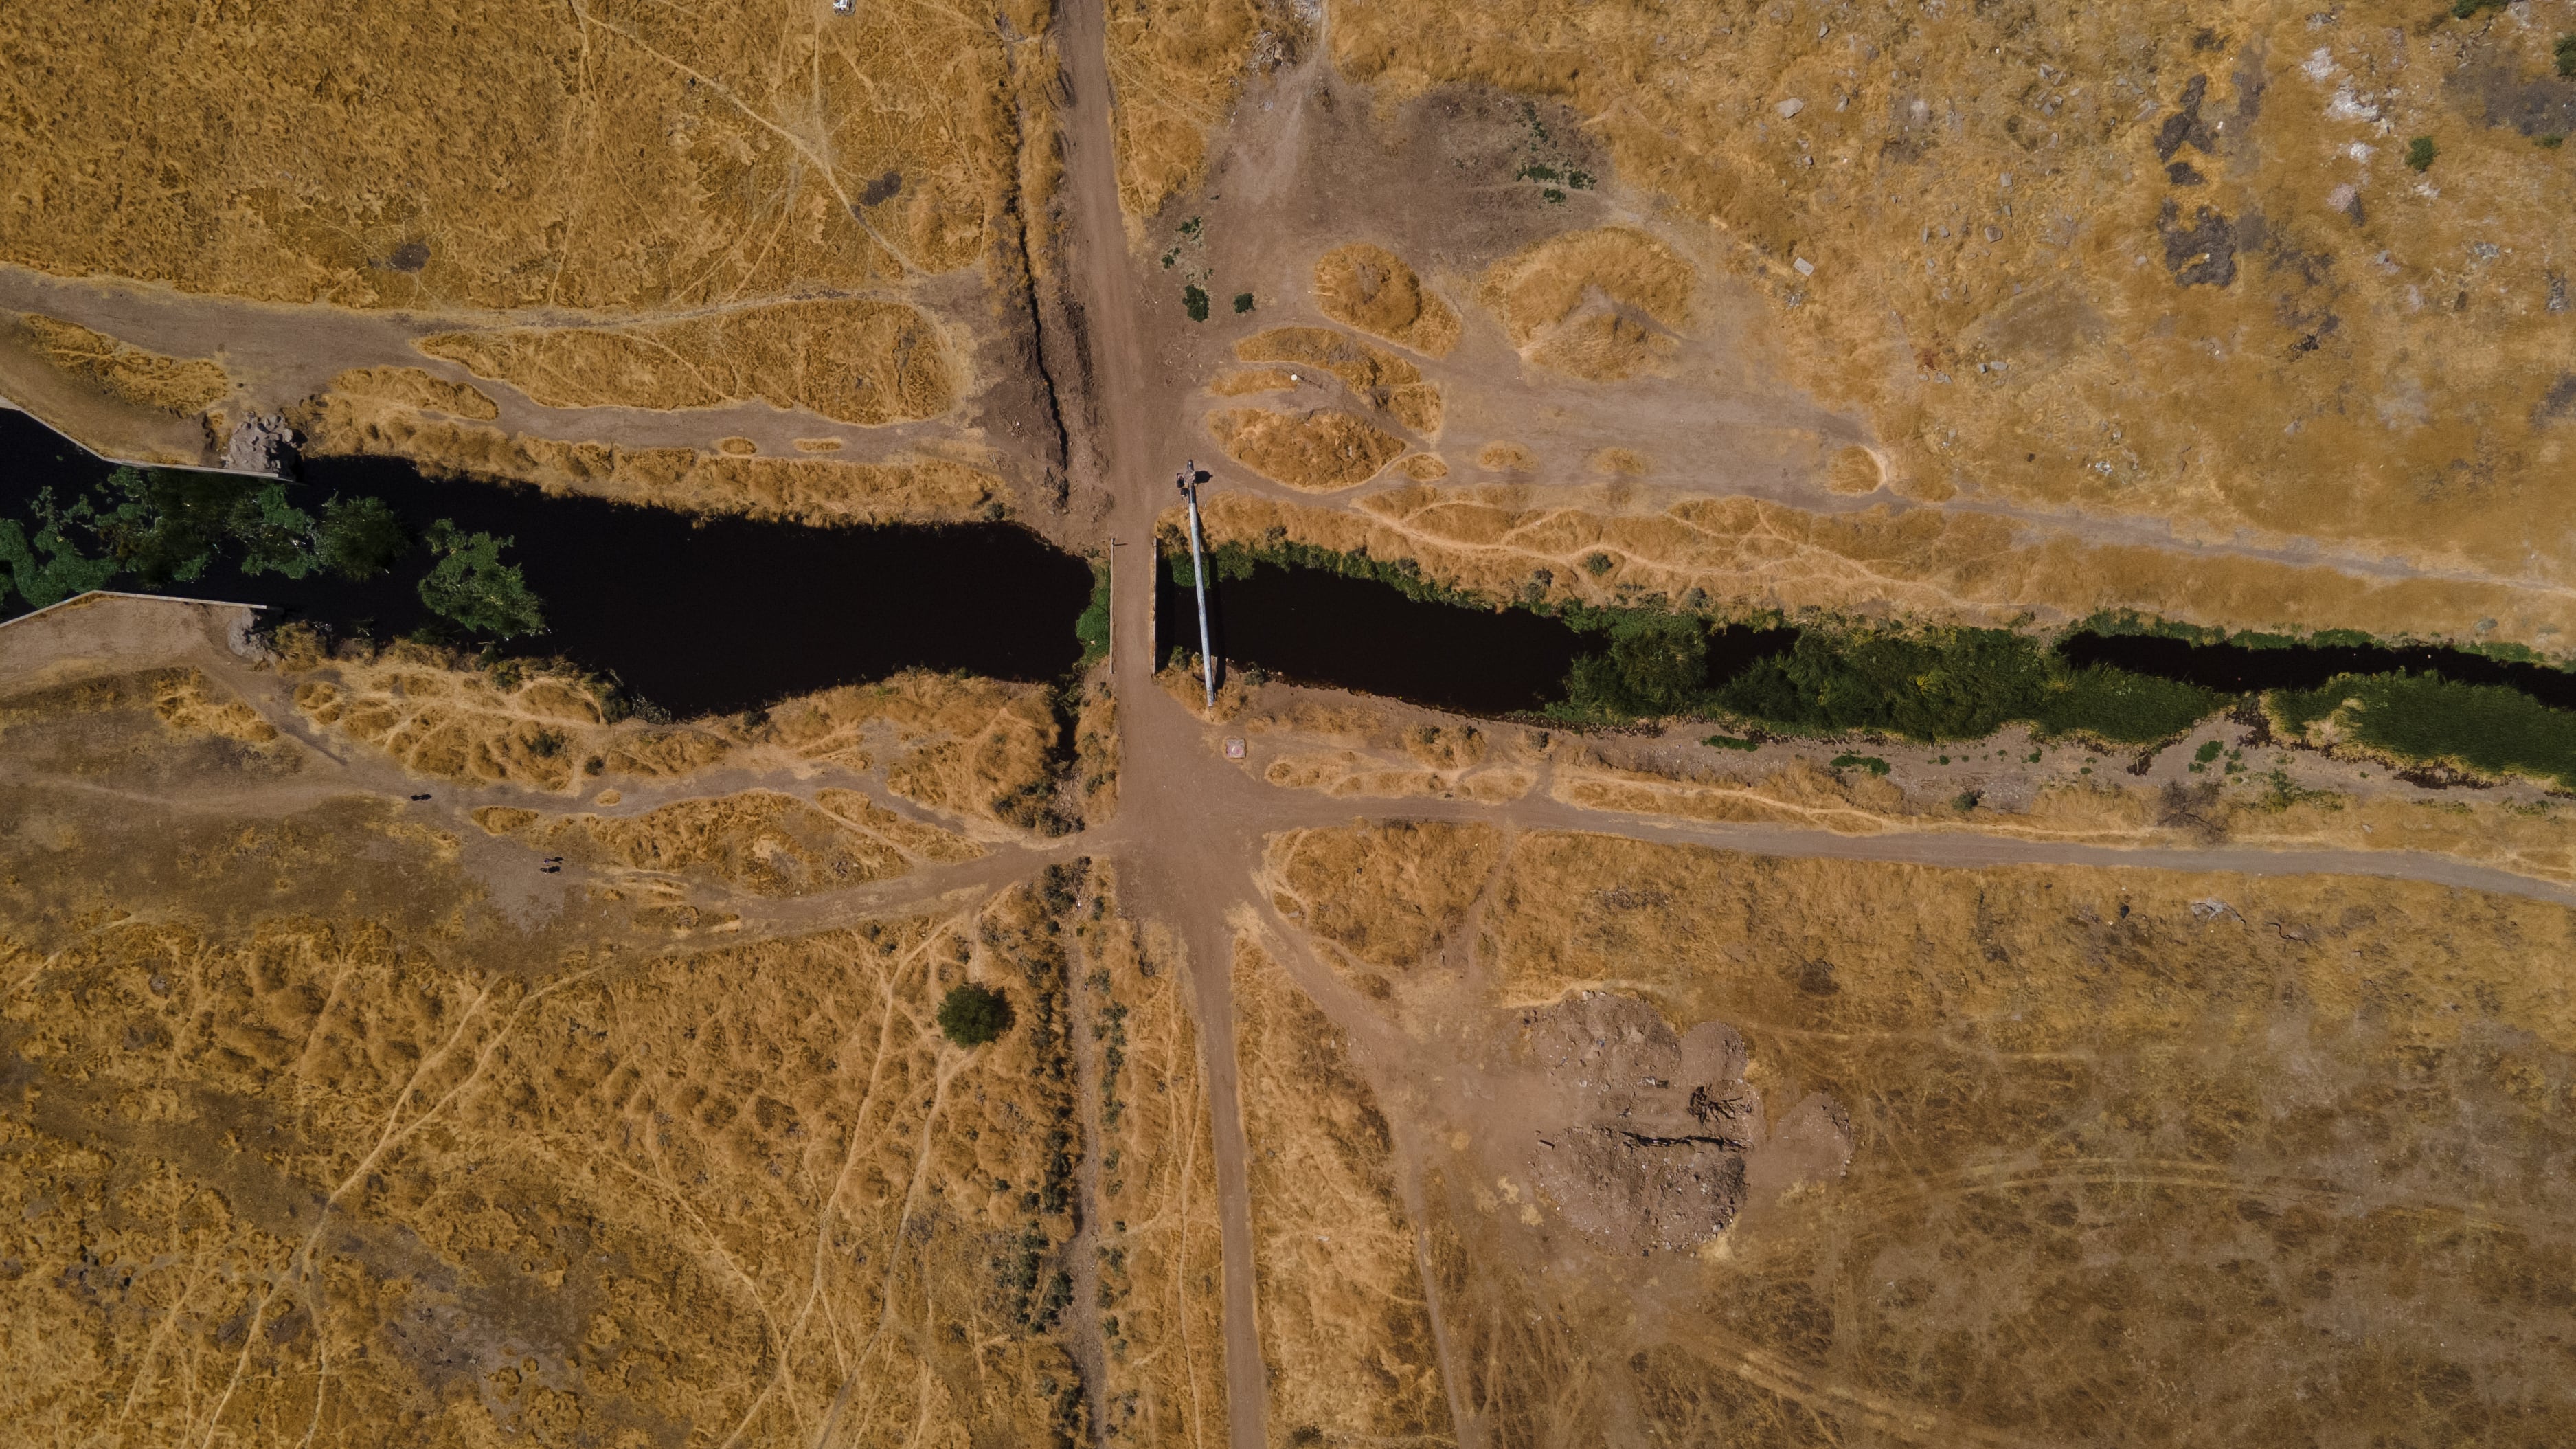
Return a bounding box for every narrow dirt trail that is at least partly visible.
[1048,2,1272,1444]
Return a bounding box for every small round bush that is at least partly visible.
[936,983,1013,1048]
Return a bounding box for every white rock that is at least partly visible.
[1792,256,1816,276]
[1776,97,1805,118]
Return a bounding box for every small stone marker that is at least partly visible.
[1224,737,1247,760]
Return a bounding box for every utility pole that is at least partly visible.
[1177,461,1216,710]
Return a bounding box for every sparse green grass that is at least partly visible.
[1074,557,1111,668]
[2270,673,2576,790]
[1702,733,1761,751]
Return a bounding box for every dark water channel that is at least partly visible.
[0,407,1094,717]
[1156,554,1796,717]
[2061,630,2576,711]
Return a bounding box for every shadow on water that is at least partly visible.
[0,408,1094,718]
[1155,554,1796,718]
[2061,631,2576,710]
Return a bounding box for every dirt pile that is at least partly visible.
[1232,324,1444,435]
[1313,243,1461,357]
[1205,405,1408,491]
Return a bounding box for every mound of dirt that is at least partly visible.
[1207,405,1408,491]
[19,314,228,415]
[1233,325,1444,435]
[1476,227,1691,381]
[1518,991,1846,1254]
[1313,243,1462,357]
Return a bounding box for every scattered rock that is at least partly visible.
[2158,199,2239,288]
[223,413,299,475]
[1775,97,1805,118]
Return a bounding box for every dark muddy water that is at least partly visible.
[0,407,1094,717]
[1155,554,1795,717]
[2061,630,2576,710]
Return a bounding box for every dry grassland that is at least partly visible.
[0,0,1040,308]
[1232,326,1445,436]
[1232,935,1454,1448]
[471,787,980,900]
[1262,820,1500,974]
[291,390,1004,525]
[1206,406,1410,492]
[0,882,1106,1446]
[1105,1,1307,225]
[1474,831,2576,1441]
[1078,873,1230,1447]
[1190,484,2576,645]
[1333,1,2576,598]
[289,644,1071,838]
[418,299,961,427]
[1313,243,1462,357]
[16,315,230,416]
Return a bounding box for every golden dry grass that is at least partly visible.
[1232,934,1455,1447]
[321,366,498,420]
[1190,484,2576,647]
[1232,325,1444,436]
[418,299,961,427]
[19,315,228,416]
[0,0,1032,308]
[1081,873,1230,1447]
[1466,830,2576,1441]
[1262,820,1501,971]
[1205,405,1409,492]
[1210,366,1300,396]
[1334,1,2576,598]
[473,787,982,899]
[1399,453,1449,480]
[1105,1,1306,225]
[291,390,1004,525]
[1475,227,1692,381]
[1313,243,1462,358]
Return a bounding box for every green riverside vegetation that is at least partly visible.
[0,463,544,638]
[2270,673,2576,791]
[1074,557,1111,667]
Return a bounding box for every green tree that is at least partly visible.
[231,483,321,578]
[1563,613,1709,718]
[315,495,409,579]
[937,983,1014,1047]
[418,519,545,637]
[0,489,117,609]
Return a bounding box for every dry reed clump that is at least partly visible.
[417,298,960,427]
[1261,820,1500,970]
[0,0,1025,308]
[1313,243,1461,357]
[1107,1,1308,223]
[1190,486,2576,648]
[1332,3,2576,600]
[1078,871,1230,1444]
[1232,934,1456,1446]
[0,883,1097,1446]
[1206,406,1409,491]
[1475,227,1691,381]
[1232,325,1445,436]
[1465,830,2576,1441]
[290,390,1003,525]
[17,315,227,415]
[1474,442,1535,472]
[1399,453,1449,480]
[321,366,497,420]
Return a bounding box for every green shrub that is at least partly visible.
[2269,673,2576,789]
[2450,0,2506,16]
[1232,292,1255,314]
[1563,613,1707,718]
[316,495,408,579]
[1716,627,2224,743]
[0,490,117,609]
[1183,285,1210,322]
[2559,34,2576,78]
[1830,752,1890,775]
[1702,733,1761,751]
[938,982,1014,1047]
[1074,558,1111,667]
[418,519,545,638]
[2406,136,2437,171]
